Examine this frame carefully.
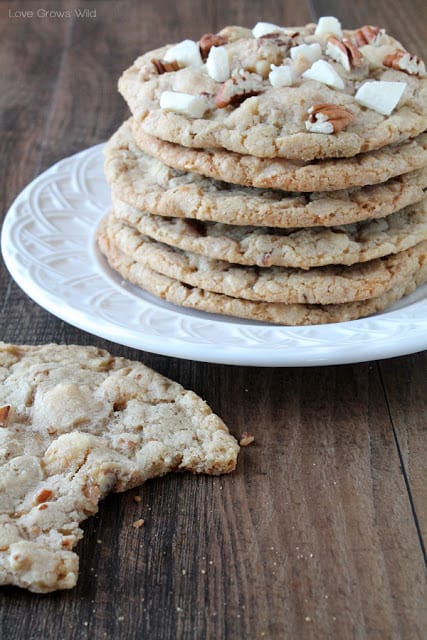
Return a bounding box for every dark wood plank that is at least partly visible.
[379,354,427,541]
[1,364,426,639]
[311,0,427,565]
[1,1,426,639]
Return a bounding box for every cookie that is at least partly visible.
[0,343,238,592]
[100,212,427,305]
[105,120,427,228]
[133,123,427,193]
[112,195,427,269]
[119,22,427,161]
[97,230,427,325]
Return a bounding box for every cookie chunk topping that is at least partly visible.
[215,69,263,108]
[305,103,354,133]
[326,36,365,71]
[355,80,407,115]
[383,49,426,76]
[199,33,228,59]
[120,16,427,158]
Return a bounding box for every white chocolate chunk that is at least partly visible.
[160,91,208,118]
[290,43,322,64]
[164,39,203,67]
[252,22,283,38]
[206,46,230,82]
[315,16,343,39]
[269,64,297,87]
[255,59,271,77]
[302,59,345,90]
[355,80,407,115]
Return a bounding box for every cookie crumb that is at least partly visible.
[133,495,142,503]
[133,518,145,529]
[239,432,255,446]
[305,616,311,622]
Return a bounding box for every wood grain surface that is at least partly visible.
[0,1,426,638]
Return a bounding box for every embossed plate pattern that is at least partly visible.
[1,144,426,366]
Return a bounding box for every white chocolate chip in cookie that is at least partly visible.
[290,43,322,65]
[160,91,208,118]
[314,16,343,39]
[164,39,203,68]
[269,64,297,87]
[206,45,230,82]
[355,80,407,115]
[302,59,345,90]
[252,22,283,38]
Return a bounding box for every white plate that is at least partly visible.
[1,144,426,366]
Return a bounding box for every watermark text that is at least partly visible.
[9,7,97,19]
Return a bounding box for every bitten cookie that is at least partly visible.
[0,343,239,593]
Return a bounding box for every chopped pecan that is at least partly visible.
[306,104,354,134]
[199,33,228,60]
[61,538,74,550]
[326,36,364,72]
[0,405,10,426]
[257,32,292,46]
[35,489,54,504]
[215,69,264,108]
[151,58,181,74]
[383,48,426,76]
[354,25,381,47]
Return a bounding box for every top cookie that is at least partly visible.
[119,19,427,161]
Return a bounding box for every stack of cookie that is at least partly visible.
[98,17,427,325]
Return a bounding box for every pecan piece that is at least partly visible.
[257,32,293,46]
[326,36,364,71]
[35,489,54,504]
[151,58,181,74]
[306,104,354,134]
[215,69,264,108]
[0,405,10,426]
[383,48,426,76]
[199,33,228,60]
[354,25,381,47]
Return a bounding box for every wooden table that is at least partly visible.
[1,1,426,638]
